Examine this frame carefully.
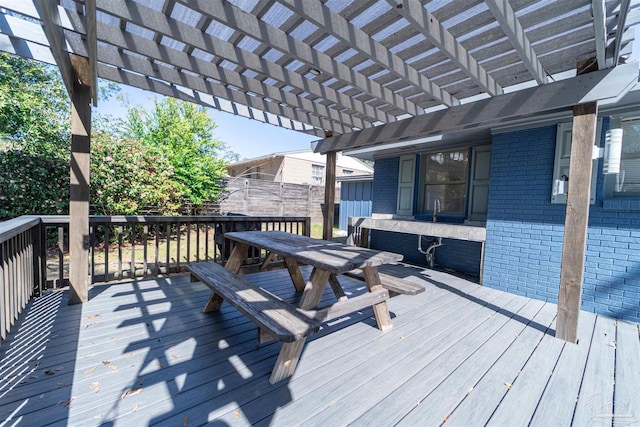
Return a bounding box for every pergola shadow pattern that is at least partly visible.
[0,266,638,426]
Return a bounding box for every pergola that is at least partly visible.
[0,0,638,342]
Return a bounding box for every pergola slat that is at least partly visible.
[389,0,503,97]
[486,0,548,84]
[278,0,458,107]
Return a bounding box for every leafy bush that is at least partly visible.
[0,150,69,219]
[90,131,183,215]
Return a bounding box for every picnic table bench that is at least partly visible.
[188,231,403,383]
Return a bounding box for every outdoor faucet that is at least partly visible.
[433,198,441,222]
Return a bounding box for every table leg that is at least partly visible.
[362,266,393,331]
[270,339,306,384]
[299,267,331,310]
[284,257,306,292]
[328,274,347,301]
[203,242,249,313]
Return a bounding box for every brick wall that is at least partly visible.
[370,157,483,276]
[484,119,640,322]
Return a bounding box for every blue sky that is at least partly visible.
[97,87,319,160]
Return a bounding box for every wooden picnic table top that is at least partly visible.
[224,231,403,275]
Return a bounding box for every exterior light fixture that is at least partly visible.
[604,127,623,174]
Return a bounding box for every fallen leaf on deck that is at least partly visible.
[121,388,143,399]
[84,366,97,374]
[504,382,512,389]
[183,415,188,426]
[8,376,17,382]
[109,365,118,370]
[234,411,240,419]
[44,370,55,375]
[102,360,110,365]
[94,414,102,419]
[87,314,100,319]
[124,353,135,358]
[91,381,101,389]
[466,387,474,395]
[442,416,449,422]
[60,397,75,408]
[132,403,140,413]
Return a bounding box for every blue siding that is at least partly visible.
[370,157,482,275]
[484,119,640,322]
[339,180,373,230]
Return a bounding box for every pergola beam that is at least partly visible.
[609,0,631,67]
[178,0,421,116]
[94,0,393,124]
[85,0,98,106]
[390,0,503,96]
[591,0,608,70]
[313,63,639,153]
[279,0,458,107]
[486,0,548,84]
[34,0,74,97]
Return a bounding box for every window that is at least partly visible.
[419,150,469,215]
[312,164,324,184]
[342,169,353,175]
[607,117,640,197]
[551,121,601,204]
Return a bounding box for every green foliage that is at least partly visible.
[0,150,69,219]
[90,131,183,215]
[0,52,69,158]
[122,98,228,204]
[0,53,70,219]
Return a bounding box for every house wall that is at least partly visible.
[369,157,482,275]
[369,119,640,322]
[338,180,373,230]
[484,119,640,322]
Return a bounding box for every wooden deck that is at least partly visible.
[0,265,638,426]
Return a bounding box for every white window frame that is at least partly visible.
[605,116,640,198]
[551,120,601,204]
[312,164,324,184]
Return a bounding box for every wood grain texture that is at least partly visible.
[322,150,337,241]
[187,262,320,342]
[225,231,403,275]
[362,266,392,331]
[68,63,92,305]
[556,101,598,343]
[345,265,426,296]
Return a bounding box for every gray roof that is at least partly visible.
[0,0,637,139]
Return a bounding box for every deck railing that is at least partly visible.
[0,214,310,345]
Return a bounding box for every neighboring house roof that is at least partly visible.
[228,149,373,173]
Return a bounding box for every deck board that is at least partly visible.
[0,266,637,426]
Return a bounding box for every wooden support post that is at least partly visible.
[68,56,92,305]
[323,150,337,241]
[556,101,598,343]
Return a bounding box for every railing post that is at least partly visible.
[31,224,42,296]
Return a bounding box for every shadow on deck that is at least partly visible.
[1,266,638,426]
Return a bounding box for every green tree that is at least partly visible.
[0,53,70,219]
[0,52,69,158]
[122,98,228,204]
[90,131,183,215]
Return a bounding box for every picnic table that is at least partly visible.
[188,230,403,383]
